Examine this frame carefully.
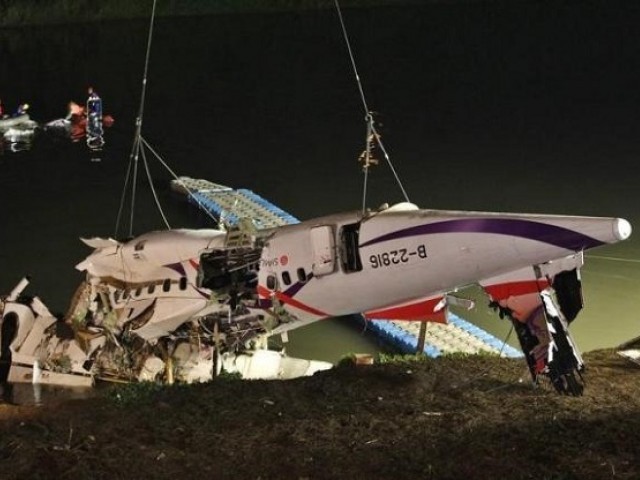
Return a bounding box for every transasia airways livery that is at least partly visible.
[0,201,632,394]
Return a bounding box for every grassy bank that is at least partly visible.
[1,349,639,479]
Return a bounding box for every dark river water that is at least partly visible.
[1,2,639,371]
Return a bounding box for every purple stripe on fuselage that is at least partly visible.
[164,262,186,277]
[359,218,605,251]
[283,281,306,297]
[283,271,315,297]
[256,279,311,308]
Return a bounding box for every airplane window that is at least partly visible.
[267,275,277,290]
[134,287,142,297]
[162,279,171,292]
[123,289,130,300]
[113,291,121,302]
[282,271,291,286]
[297,268,307,283]
[179,277,187,290]
[148,284,156,294]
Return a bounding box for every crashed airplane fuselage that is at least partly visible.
[0,202,632,394]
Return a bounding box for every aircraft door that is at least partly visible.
[340,222,363,273]
[310,225,336,277]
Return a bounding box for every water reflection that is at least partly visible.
[0,114,38,153]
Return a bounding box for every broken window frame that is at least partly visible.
[340,222,363,273]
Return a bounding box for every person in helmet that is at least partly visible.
[15,103,29,116]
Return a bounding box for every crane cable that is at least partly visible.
[114,0,158,238]
[114,0,219,238]
[140,136,219,226]
[333,0,411,212]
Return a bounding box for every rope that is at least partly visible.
[586,254,640,264]
[497,321,515,358]
[333,0,411,208]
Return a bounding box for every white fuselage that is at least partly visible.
[70,204,630,336]
[257,204,630,322]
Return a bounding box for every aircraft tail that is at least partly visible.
[480,253,585,395]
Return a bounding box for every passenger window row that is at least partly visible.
[267,267,309,290]
[112,277,189,302]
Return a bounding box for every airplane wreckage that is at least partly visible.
[0,222,333,387]
[0,1,633,395]
[0,201,633,394]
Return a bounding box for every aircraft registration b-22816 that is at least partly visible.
[0,194,632,395]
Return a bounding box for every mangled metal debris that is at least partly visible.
[616,335,640,367]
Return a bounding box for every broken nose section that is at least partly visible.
[614,218,632,242]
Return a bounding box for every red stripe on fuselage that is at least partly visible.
[257,285,329,318]
[365,297,447,323]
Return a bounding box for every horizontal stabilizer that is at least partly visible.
[479,253,583,321]
[480,255,586,394]
[365,294,447,323]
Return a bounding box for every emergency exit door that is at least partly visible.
[310,225,335,276]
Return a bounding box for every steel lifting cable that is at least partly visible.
[140,136,220,226]
[114,154,133,238]
[361,115,372,212]
[114,0,158,238]
[586,254,640,264]
[333,0,411,210]
[140,142,171,230]
[115,0,223,236]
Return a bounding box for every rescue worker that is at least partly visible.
[87,87,101,115]
[15,103,29,116]
[86,86,104,149]
[65,101,85,120]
